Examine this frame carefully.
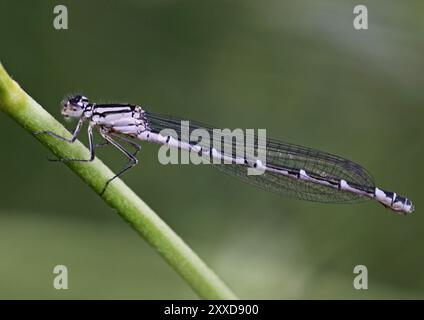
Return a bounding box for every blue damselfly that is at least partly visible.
[35,95,414,214]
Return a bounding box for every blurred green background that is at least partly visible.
[0,0,423,299]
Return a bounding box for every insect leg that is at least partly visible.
[99,132,140,195]
[94,134,141,155]
[34,117,85,143]
[49,124,96,162]
[109,134,142,156]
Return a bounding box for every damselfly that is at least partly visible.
[35,95,414,214]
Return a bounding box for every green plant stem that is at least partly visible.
[0,63,237,299]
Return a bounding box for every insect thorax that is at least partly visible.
[91,104,150,133]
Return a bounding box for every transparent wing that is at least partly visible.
[146,112,375,203]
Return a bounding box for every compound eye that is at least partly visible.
[69,96,81,104]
